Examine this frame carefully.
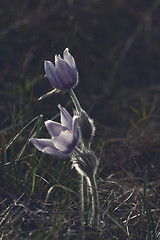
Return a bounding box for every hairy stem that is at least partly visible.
[69,89,82,113]
[87,174,100,230]
[81,175,89,227]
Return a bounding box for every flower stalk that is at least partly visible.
[87,174,100,230]
[69,89,82,113]
[69,89,99,230]
[81,175,89,226]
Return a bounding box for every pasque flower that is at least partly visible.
[44,48,78,92]
[30,105,80,157]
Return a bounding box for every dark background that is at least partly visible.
[1,0,160,128]
[1,1,160,239]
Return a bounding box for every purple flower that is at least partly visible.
[44,48,78,91]
[30,105,80,157]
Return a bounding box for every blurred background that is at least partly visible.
[1,2,160,238]
[1,0,160,174]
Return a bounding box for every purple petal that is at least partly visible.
[44,61,63,90]
[58,105,72,130]
[45,120,67,138]
[30,138,54,152]
[63,48,76,69]
[42,146,68,157]
[55,55,77,89]
[30,137,68,157]
[53,131,74,152]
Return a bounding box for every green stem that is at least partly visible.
[87,174,100,230]
[81,175,84,221]
[69,89,82,113]
[81,175,90,227]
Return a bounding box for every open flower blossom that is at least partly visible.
[30,105,80,157]
[44,48,78,92]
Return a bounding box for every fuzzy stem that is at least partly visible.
[87,174,100,230]
[81,175,84,223]
[69,89,82,113]
[81,175,90,227]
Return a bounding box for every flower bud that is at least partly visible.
[44,48,78,92]
[71,149,98,177]
[78,110,95,147]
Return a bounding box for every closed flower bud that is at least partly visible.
[71,149,98,177]
[44,48,78,92]
[78,110,95,147]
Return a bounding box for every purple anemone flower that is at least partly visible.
[30,105,80,157]
[44,48,78,91]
